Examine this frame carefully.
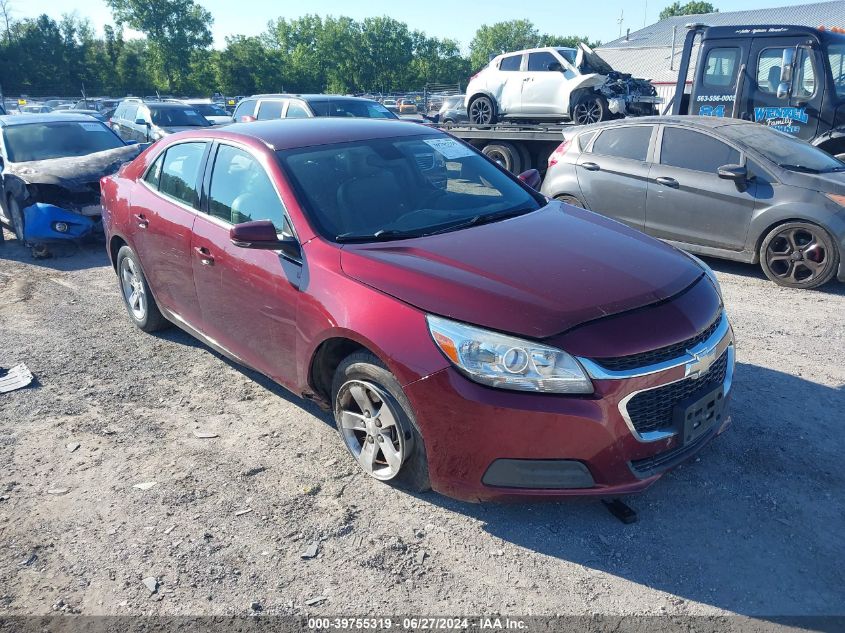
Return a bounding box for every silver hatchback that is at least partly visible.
[540,116,845,289]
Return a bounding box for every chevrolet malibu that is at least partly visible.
[101,118,735,501]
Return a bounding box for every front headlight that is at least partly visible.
[426,315,593,394]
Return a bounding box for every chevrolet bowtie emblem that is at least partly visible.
[687,347,717,379]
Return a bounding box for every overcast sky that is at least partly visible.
[6,0,820,49]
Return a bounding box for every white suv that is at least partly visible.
[465,44,660,125]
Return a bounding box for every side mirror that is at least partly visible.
[518,168,542,190]
[124,140,139,146]
[230,220,301,259]
[134,118,147,125]
[717,164,748,191]
[0,155,5,171]
[548,62,563,72]
[776,81,791,100]
[239,115,256,123]
[777,48,795,99]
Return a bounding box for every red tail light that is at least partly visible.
[548,140,571,168]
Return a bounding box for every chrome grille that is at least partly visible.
[625,349,729,435]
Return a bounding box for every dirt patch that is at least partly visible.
[0,231,843,618]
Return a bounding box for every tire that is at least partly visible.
[331,351,430,493]
[482,142,523,173]
[115,245,169,332]
[555,194,585,208]
[759,221,839,289]
[468,95,497,125]
[571,93,609,125]
[8,197,25,243]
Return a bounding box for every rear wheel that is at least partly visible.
[572,93,608,125]
[759,222,839,289]
[468,95,496,125]
[332,352,430,492]
[481,142,523,173]
[116,245,169,332]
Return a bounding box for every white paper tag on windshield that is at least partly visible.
[80,122,106,132]
[184,110,199,116]
[423,138,475,160]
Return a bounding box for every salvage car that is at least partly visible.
[102,118,734,501]
[0,113,141,250]
[436,95,469,124]
[111,100,212,143]
[233,94,397,122]
[179,99,232,125]
[540,116,845,289]
[466,44,661,125]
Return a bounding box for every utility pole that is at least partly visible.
[617,10,624,38]
[644,0,648,27]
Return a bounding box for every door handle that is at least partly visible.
[523,77,533,82]
[655,176,679,188]
[133,213,148,228]
[581,162,601,171]
[194,246,214,266]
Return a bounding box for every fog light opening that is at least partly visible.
[53,222,69,233]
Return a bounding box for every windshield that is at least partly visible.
[3,121,124,162]
[192,103,228,117]
[829,44,845,99]
[443,97,464,109]
[150,107,211,127]
[309,100,397,119]
[720,123,845,173]
[278,134,541,242]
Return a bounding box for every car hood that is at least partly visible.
[777,168,845,195]
[6,144,142,191]
[339,204,704,339]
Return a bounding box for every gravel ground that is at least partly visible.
[0,229,843,620]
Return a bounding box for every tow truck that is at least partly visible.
[670,23,845,159]
[436,23,845,174]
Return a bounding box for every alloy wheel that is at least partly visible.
[469,98,493,124]
[120,257,147,320]
[335,380,408,481]
[765,226,829,285]
[573,100,601,124]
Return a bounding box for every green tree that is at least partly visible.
[659,1,717,20]
[469,20,539,71]
[217,35,277,95]
[106,0,213,92]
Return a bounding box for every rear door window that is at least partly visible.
[257,100,284,120]
[499,54,522,71]
[661,128,740,172]
[285,102,310,118]
[591,126,653,161]
[158,142,207,208]
[124,104,139,122]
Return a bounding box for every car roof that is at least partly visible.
[571,115,760,133]
[0,113,101,127]
[184,118,435,151]
[245,94,380,104]
[496,46,576,58]
[146,102,195,109]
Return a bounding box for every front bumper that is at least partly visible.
[404,314,735,502]
[22,203,100,242]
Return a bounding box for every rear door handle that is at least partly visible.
[194,246,214,266]
[133,213,148,228]
[581,162,601,171]
[655,176,679,188]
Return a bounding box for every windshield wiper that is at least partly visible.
[778,164,821,173]
[335,228,427,243]
[423,206,537,236]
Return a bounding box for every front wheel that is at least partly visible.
[468,96,496,125]
[8,197,25,242]
[116,245,169,331]
[759,222,839,289]
[332,352,430,492]
[572,93,608,125]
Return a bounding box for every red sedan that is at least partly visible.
[101,118,735,502]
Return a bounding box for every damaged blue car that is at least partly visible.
[0,113,142,255]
